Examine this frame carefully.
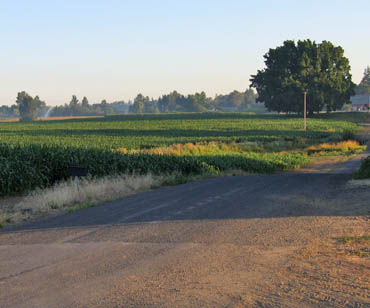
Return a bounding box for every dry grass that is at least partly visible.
[116,141,243,156]
[0,174,165,227]
[306,140,365,154]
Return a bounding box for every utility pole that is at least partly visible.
[304,91,307,131]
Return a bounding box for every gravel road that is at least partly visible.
[0,151,369,307]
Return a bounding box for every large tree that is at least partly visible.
[250,40,355,115]
[356,66,370,95]
[16,91,41,121]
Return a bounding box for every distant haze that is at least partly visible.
[0,0,369,106]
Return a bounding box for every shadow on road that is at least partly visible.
[2,171,369,234]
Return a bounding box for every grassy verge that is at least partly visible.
[0,173,187,227]
[1,170,239,228]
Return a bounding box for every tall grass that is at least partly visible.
[0,174,164,227]
[306,140,366,155]
[14,174,161,213]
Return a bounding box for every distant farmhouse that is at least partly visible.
[351,95,370,111]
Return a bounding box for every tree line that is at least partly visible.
[130,89,257,113]
[4,89,260,121]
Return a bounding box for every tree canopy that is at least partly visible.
[214,89,256,110]
[250,39,355,115]
[16,91,42,121]
[356,66,370,95]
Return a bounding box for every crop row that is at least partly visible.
[0,144,309,196]
[0,113,357,150]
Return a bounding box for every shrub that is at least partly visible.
[355,156,370,179]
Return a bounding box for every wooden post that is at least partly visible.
[304,92,307,131]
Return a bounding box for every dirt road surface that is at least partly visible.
[1,150,369,307]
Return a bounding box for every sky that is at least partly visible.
[0,0,369,106]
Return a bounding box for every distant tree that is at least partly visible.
[69,95,79,106]
[34,95,48,116]
[129,94,158,113]
[67,95,79,115]
[34,96,46,109]
[356,66,370,95]
[110,101,129,113]
[16,91,41,121]
[100,99,114,115]
[158,91,186,112]
[185,92,209,112]
[250,39,355,115]
[213,89,257,111]
[215,91,243,109]
[244,88,256,105]
[81,96,89,107]
[129,102,143,113]
[0,104,18,118]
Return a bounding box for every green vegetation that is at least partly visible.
[341,129,356,141]
[313,112,370,123]
[251,40,355,114]
[0,112,363,196]
[355,66,370,95]
[16,91,45,122]
[355,156,370,179]
[0,143,309,196]
[0,113,358,149]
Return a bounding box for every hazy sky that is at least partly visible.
[0,0,369,106]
